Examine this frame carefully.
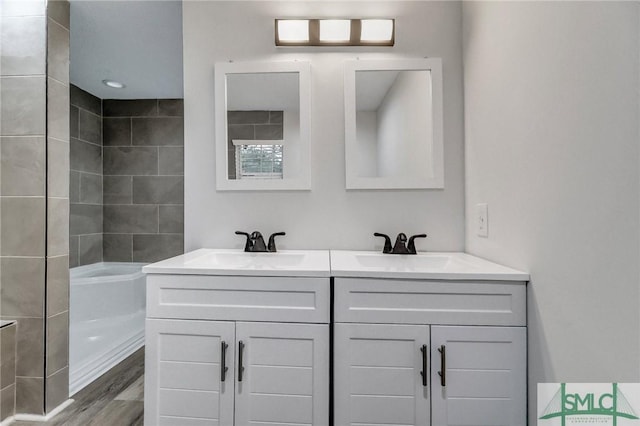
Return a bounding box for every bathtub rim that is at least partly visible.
[70,262,147,285]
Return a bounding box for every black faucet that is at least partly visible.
[236,231,286,252]
[374,232,427,255]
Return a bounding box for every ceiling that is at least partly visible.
[70,0,184,100]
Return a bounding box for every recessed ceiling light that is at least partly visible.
[102,79,126,89]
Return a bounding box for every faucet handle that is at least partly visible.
[407,233,427,254]
[267,232,286,252]
[374,233,393,254]
[235,231,252,252]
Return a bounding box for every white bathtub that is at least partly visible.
[69,262,146,396]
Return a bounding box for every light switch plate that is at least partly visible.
[477,203,488,237]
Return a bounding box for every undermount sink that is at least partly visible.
[142,249,331,277]
[330,250,529,280]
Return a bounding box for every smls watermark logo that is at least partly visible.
[538,383,640,425]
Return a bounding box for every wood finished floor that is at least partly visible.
[15,348,144,426]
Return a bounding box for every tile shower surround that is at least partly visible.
[0,0,71,415]
[102,99,184,263]
[69,96,185,265]
[70,85,103,267]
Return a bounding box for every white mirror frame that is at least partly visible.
[344,58,444,190]
[215,61,311,191]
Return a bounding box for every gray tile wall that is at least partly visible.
[69,85,103,268]
[103,99,184,263]
[0,0,47,417]
[46,0,71,413]
[68,95,185,264]
[0,0,70,416]
[227,110,283,179]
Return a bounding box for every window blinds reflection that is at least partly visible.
[235,144,284,179]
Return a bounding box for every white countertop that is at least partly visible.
[330,251,529,281]
[143,248,528,281]
[142,248,331,277]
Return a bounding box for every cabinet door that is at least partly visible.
[334,323,430,426]
[145,319,235,426]
[234,322,329,426]
[430,326,526,426]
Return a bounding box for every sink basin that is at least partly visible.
[330,251,529,280]
[185,251,307,269]
[142,249,331,277]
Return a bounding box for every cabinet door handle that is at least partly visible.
[420,344,428,387]
[221,341,228,382]
[238,340,245,382]
[437,345,446,387]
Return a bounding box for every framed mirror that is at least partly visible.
[344,58,444,189]
[215,61,311,190]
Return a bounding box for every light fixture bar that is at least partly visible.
[275,19,309,43]
[319,19,351,42]
[275,19,394,47]
[361,19,395,42]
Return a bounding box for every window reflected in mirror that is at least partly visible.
[215,63,310,190]
[226,73,299,181]
[234,141,284,180]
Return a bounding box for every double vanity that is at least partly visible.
[142,249,528,426]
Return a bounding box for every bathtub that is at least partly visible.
[69,262,147,396]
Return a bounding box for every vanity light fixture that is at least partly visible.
[275,19,395,47]
[102,79,126,89]
[361,19,394,42]
[319,19,351,42]
[276,19,309,43]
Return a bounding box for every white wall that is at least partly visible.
[184,1,464,251]
[462,2,640,423]
[355,111,379,178]
[377,71,432,179]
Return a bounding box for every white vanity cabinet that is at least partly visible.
[334,323,431,425]
[143,249,332,426]
[145,319,236,426]
[146,318,328,426]
[234,322,329,426]
[429,325,526,426]
[143,249,527,425]
[330,251,529,426]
